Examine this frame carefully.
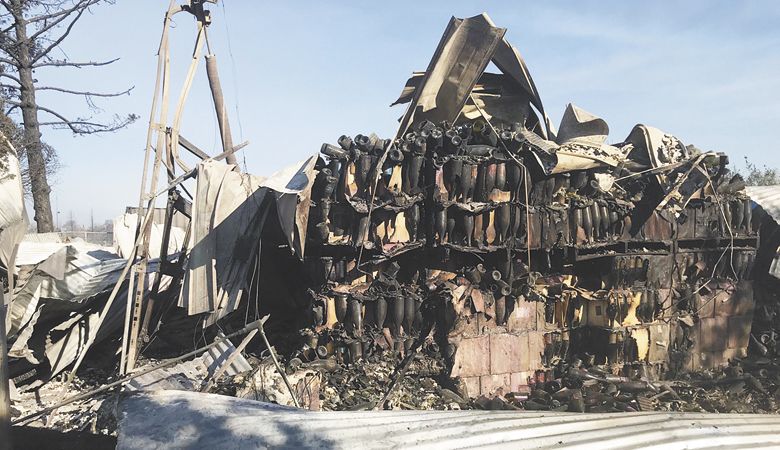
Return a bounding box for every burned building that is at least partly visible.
[291,14,757,398]
[3,10,767,433]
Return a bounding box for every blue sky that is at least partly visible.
[30,1,780,226]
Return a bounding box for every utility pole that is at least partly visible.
[91,209,94,232]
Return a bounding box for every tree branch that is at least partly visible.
[37,85,134,97]
[4,99,80,132]
[5,98,135,134]
[32,57,119,69]
[28,0,100,24]
[0,22,16,36]
[0,72,21,84]
[29,0,102,40]
[0,1,20,21]
[32,5,88,63]
[39,115,136,134]
[0,57,19,66]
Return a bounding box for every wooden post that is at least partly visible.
[0,296,12,450]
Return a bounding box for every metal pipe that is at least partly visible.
[205,54,237,166]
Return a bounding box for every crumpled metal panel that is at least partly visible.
[492,38,554,139]
[0,148,28,285]
[6,244,164,377]
[181,156,316,325]
[113,212,186,260]
[397,14,506,136]
[125,337,251,392]
[746,185,780,278]
[118,390,780,450]
[746,185,780,223]
[8,245,128,335]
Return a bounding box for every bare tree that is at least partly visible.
[0,0,137,232]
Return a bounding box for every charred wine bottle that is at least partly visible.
[434,206,447,244]
[334,293,348,324]
[731,199,744,232]
[474,213,484,245]
[590,202,602,240]
[495,162,506,191]
[484,163,497,197]
[390,294,405,337]
[374,296,387,329]
[444,158,462,201]
[463,212,474,246]
[582,206,592,243]
[495,203,511,244]
[404,296,416,335]
[405,203,420,241]
[495,296,507,325]
[348,297,363,336]
[461,162,475,202]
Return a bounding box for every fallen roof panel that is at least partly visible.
[118,390,780,450]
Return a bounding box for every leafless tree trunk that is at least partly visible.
[0,0,137,232]
[11,2,52,231]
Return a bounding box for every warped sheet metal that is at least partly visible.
[125,337,251,392]
[746,185,780,223]
[555,103,610,147]
[113,212,186,260]
[180,157,316,325]
[15,237,117,268]
[260,155,318,258]
[626,124,691,189]
[491,38,555,139]
[180,161,267,323]
[397,14,506,137]
[395,71,536,132]
[7,245,128,335]
[118,390,780,450]
[460,74,533,128]
[0,148,28,285]
[519,104,625,175]
[6,244,163,377]
[393,14,555,139]
[747,185,780,279]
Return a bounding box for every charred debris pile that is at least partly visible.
[293,13,759,410]
[3,11,776,433]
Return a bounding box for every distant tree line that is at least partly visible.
[740,157,780,187]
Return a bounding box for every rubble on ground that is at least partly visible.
[10,369,117,434]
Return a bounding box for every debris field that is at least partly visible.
[2,8,780,446]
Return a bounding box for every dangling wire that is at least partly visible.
[220,0,247,173]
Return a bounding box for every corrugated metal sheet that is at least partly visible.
[118,390,780,449]
[181,156,316,326]
[0,149,28,277]
[15,239,117,267]
[8,244,163,377]
[746,185,780,279]
[125,337,251,392]
[746,185,780,222]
